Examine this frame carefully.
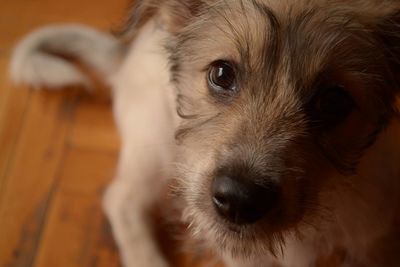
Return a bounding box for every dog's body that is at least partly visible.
[10,1,400,266]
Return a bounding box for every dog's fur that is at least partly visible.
[10,0,400,266]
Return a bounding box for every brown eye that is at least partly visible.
[207,60,237,95]
[310,85,355,126]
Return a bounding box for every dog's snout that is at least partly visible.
[211,175,279,225]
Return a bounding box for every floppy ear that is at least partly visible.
[375,8,400,86]
[117,0,209,40]
[116,0,159,39]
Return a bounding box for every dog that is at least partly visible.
[10,0,400,266]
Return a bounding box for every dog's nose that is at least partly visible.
[211,175,278,225]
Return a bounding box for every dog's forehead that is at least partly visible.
[180,0,394,100]
[179,0,367,83]
[171,0,397,112]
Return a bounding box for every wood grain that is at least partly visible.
[0,89,78,267]
[0,0,125,266]
[33,148,119,267]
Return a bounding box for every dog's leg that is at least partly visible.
[103,147,171,267]
[104,88,174,267]
[103,101,175,267]
[103,20,176,267]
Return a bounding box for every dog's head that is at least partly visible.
[123,0,400,258]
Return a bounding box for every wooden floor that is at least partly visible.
[0,1,222,267]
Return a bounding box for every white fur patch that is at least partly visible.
[10,24,123,88]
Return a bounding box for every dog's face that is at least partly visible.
[124,0,400,258]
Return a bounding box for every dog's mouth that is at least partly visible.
[182,204,294,258]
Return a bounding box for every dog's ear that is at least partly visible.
[117,0,209,40]
[374,7,400,88]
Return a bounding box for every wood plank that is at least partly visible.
[0,0,127,266]
[0,89,78,267]
[0,0,129,53]
[33,192,120,267]
[68,96,120,153]
[32,147,119,267]
[0,55,31,197]
[50,145,118,197]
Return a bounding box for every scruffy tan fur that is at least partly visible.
[10,0,400,266]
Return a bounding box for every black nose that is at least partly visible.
[211,175,279,225]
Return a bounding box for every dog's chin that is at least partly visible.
[182,201,305,259]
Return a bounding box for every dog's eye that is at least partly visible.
[310,85,355,126]
[207,60,237,95]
